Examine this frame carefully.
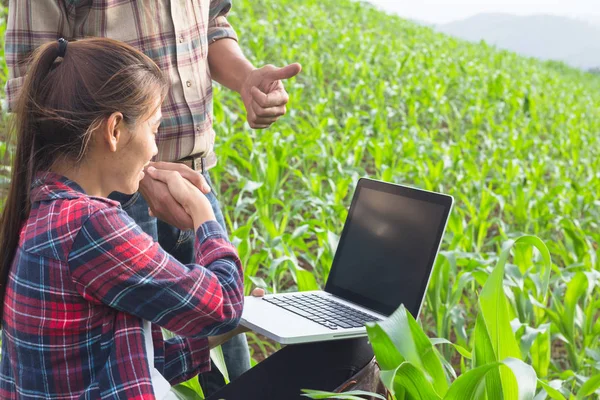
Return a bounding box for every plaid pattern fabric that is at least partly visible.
[0,172,244,399]
[5,0,239,168]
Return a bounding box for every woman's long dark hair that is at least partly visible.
[0,38,169,324]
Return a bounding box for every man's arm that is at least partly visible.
[208,38,254,94]
[208,38,301,129]
[206,0,301,129]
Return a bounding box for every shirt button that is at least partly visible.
[186,80,192,88]
[196,125,201,132]
[179,35,184,43]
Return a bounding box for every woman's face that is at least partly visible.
[111,97,161,194]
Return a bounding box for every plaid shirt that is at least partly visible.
[5,0,239,168]
[0,173,244,399]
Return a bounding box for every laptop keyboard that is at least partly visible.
[263,293,382,330]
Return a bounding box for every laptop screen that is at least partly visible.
[325,179,453,317]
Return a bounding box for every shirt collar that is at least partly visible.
[30,171,119,207]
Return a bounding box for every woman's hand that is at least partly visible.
[145,166,215,230]
[139,173,194,229]
[140,162,213,230]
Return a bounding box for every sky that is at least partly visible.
[366,0,600,24]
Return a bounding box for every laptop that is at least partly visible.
[240,178,454,344]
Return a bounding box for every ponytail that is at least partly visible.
[0,41,64,324]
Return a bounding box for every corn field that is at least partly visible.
[1,0,599,398]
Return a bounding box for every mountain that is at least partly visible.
[437,13,600,70]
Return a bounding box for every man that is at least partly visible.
[5,0,301,395]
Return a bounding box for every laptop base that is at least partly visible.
[240,291,382,345]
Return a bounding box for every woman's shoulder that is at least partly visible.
[23,194,124,262]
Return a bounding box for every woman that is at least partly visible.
[0,38,372,399]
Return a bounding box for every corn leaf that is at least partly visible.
[576,373,600,399]
[171,383,204,400]
[301,389,387,399]
[296,267,320,291]
[431,337,473,360]
[537,379,567,400]
[563,272,588,342]
[210,345,230,384]
[529,325,551,378]
[474,311,504,400]
[392,361,442,399]
[367,305,448,396]
[477,236,548,398]
[444,358,537,400]
[366,322,404,370]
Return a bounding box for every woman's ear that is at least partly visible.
[103,112,124,152]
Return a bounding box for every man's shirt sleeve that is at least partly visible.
[207,0,238,44]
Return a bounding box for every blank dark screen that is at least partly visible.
[328,187,447,316]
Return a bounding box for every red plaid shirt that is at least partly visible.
[0,172,244,399]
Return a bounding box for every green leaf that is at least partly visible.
[444,358,537,400]
[291,224,310,240]
[172,375,205,399]
[529,324,551,378]
[479,237,536,361]
[473,312,504,400]
[499,357,537,400]
[537,379,567,400]
[366,305,448,396]
[365,323,404,371]
[393,362,442,399]
[563,272,588,341]
[210,345,230,384]
[506,236,552,299]
[430,338,473,360]
[327,230,340,253]
[171,383,204,400]
[443,362,495,400]
[243,179,264,192]
[379,369,399,393]
[300,389,387,399]
[513,324,537,360]
[476,236,548,398]
[296,267,320,291]
[576,374,600,399]
[248,276,269,290]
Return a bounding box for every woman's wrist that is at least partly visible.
[188,202,216,231]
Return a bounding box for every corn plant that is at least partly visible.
[304,236,600,399]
